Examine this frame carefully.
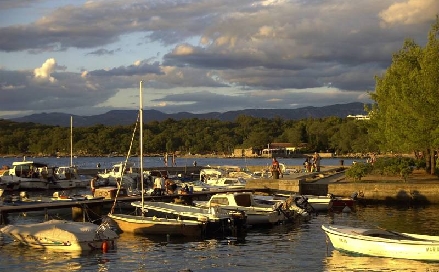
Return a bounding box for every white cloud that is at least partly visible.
[34,58,57,82]
[380,0,439,25]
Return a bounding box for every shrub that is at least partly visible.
[371,156,414,181]
[346,162,373,181]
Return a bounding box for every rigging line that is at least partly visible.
[110,111,141,214]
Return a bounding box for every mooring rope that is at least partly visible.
[110,111,140,214]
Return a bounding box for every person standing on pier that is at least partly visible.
[172,153,176,166]
[271,157,282,179]
[153,174,165,195]
[90,175,99,196]
[313,152,321,172]
[164,153,168,167]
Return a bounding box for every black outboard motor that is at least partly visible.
[295,195,309,208]
[294,195,315,214]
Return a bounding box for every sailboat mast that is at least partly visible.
[139,81,144,208]
[70,116,73,166]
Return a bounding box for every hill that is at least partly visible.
[8,102,368,127]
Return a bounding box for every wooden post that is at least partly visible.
[72,203,103,223]
[0,210,8,225]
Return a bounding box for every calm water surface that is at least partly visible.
[2,205,439,271]
[1,157,438,271]
[0,156,362,170]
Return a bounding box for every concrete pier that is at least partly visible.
[246,166,439,205]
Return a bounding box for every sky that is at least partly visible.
[0,0,437,118]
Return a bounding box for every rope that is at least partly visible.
[110,111,140,214]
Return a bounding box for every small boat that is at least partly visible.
[109,213,206,237]
[304,195,334,211]
[194,192,303,226]
[1,161,50,190]
[0,161,89,190]
[130,200,247,237]
[327,193,357,212]
[0,219,118,252]
[200,168,247,189]
[97,161,140,191]
[52,166,89,189]
[322,224,439,261]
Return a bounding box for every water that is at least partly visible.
[0,156,360,170]
[3,157,438,271]
[2,205,439,271]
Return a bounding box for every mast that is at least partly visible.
[139,81,144,211]
[70,116,73,166]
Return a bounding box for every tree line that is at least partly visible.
[0,116,375,157]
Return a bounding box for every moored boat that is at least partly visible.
[52,166,89,189]
[0,161,89,190]
[0,219,118,252]
[194,191,303,226]
[1,161,50,190]
[109,213,206,237]
[131,200,247,236]
[322,224,439,261]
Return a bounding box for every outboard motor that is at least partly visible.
[294,195,315,214]
[295,195,309,208]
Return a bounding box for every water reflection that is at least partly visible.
[3,204,439,271]
[325,250,439,272]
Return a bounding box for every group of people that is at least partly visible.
[303,152,321,172]
[152,174,188,196]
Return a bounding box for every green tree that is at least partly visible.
[369,16,439,174]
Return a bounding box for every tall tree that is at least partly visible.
[369,16,439,174]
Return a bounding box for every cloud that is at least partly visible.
[34,58,58,82]
[86,48,121,56]
[0,0,436,118]
[380,0,439,25]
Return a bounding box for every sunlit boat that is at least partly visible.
[194,192,308,226]
[322,224,439,261]
[0,219,118,252]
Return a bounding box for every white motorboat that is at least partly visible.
[303,195,333,211]
[0,161,88,190]
[53,166,89,189]
[0,219,118,252]
[1,161,50,190]
[194,192,303,226]
[200,168,246,189]
[97,161,139,191]
[322,224,439,261]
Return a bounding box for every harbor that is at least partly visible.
[1,156,439,271]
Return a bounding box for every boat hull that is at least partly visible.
[0,219,118,252]
[108,213,205,237]
[322,224,439,261]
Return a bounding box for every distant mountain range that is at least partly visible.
[8,102,368,127]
